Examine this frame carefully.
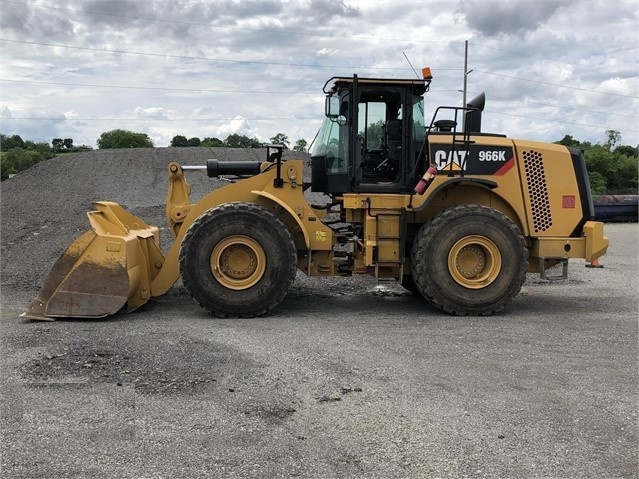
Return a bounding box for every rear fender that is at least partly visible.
[413,177,527,235]
[411,177,498,213]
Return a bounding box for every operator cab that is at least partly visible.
[310,72,431,195]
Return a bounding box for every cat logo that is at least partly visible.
[431,145,514,175]
[315,230,327,241]
[434,150,465,170]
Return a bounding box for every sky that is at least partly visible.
[1,0,637,149]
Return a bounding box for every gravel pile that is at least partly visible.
[0,147,311,300]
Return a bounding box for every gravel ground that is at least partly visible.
[1,149,637,478]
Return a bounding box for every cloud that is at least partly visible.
[597,77,637,97]
[0,106,69,144]
[216,116,254,138]
[133,107,178,119]
[0,1,31,30]
[1,106,13,118]
[458,0,570,37]
[0,0,636,148]
[80,0,150,26]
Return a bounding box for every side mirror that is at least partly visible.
[325,95,339,119]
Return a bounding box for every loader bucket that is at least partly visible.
[20,201,165,321]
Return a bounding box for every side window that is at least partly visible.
[412,97,425,139]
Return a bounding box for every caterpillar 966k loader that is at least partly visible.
[21,68,609,320]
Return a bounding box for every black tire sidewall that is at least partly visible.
[412,206,527,314]
[179,203,296,317]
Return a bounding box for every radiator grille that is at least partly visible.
[523,150,552,233]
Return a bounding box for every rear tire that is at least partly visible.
[179,202,297,317]
[411,205,527,315]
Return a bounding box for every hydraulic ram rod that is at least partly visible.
[181,160,262,177]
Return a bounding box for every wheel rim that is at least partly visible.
[210,235,266,290]
[448,235,501,289]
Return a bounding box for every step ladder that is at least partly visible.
[372,210,406,281]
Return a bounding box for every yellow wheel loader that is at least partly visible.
[21,69,609,320]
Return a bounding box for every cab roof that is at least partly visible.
[323,75,430,95]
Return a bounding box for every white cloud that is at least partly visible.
[597,77,637,97]
[133,107,178,119]
[531,61,573,83]
[0,0,636,148]
[216,116,254,139]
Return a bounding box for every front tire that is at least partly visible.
[179,202,297,317]
[411,205,527,315]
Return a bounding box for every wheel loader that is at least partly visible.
[21,68,609,321]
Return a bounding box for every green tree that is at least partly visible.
[187,137,201,147]
[23,141,55,158]
[555,134,580,148]
[587,171,607,197]
[604,129,621,151]
[1,147,44,178]
[201,137,224,147]
[608,153,639,193]
[97,129,154,149]
[614,145,638,158]
[1,158,8,181]
[269,133,290,148]
[170,135,189,147]
[552,133,638,195]
[224,133,262,148]
[584,144,638,194]
[0,134,25,151]
[293,139,308,152]
[52,138,74,151]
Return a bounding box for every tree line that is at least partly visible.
[92,129,308,151]
[0,130,308,180]
[555,131,637,196]
[1,130,637,197]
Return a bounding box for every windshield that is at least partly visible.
[310,116,348,174]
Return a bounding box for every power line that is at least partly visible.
[2,116,321,122]
[1,1,635,137]
[4,38,631,101]
[5,109,637,135]
[0,38,462,73]
[477,92,638,119]
[0,78,460,96]
[0,78,312,95]
[0,116,322,123]
[469,41,636,73]
[2,0,633,102]
[474,69,638,99]
[487,110,639,134]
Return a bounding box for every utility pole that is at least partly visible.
[462,40,472,107]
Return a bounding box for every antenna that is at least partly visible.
[402,52,420,79]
